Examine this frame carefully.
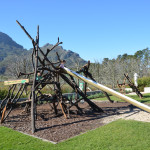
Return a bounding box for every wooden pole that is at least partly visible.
[31,25,39,133]
[60,73,103,112]
[84,72,87,96]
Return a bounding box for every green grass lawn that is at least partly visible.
[1,91,150,149]
[0,120,150,150]
[94,93,150,103]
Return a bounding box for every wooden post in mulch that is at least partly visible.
[31,25,39,133]
[60,73,103,112]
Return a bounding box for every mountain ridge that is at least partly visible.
[0,32,87,74]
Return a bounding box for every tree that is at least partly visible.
[5,55,32,78]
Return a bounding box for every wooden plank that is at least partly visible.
[4,79,29,85]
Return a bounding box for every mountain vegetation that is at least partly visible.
[28,43,86,69]
[0,32,86,75]
[1,31,150,89]
[0,32,28,74]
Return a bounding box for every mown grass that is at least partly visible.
[94,93,150,103]
[1,120,150,150]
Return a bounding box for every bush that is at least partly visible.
[87,92,109,99]
[0,89,9,100]
[61,85,74,93]
[138,76,150,91]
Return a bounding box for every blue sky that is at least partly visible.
[1,0,150,62]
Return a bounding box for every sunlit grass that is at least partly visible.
[94,93,150,103]
[1,120,150,150]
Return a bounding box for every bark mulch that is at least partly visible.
[2,101,131,143]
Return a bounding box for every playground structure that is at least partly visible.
[0,21,150,134]
[117,73,143,98]
[0,21,110,133]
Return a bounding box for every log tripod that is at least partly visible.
[117,73,143,98]
[0,21,107,133]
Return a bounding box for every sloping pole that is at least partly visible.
[64,67,150,113]
[31,25,39,133]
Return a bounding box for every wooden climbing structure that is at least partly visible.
[117,73,143,98]
[0,20,106,133]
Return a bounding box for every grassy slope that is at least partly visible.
[1,120,150,150]
[94,93,150,103]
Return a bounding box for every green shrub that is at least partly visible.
[0,87,28,100]
[0,89,9,100]
[138,76,150,91]
[88,92,107,99]
[61,85,73,93]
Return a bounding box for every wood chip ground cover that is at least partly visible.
[2,101,148,143]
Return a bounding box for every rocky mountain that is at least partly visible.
[0,32,27,61]
[32,43,87,68]
[0,32,28,74]
[0,32,87,74]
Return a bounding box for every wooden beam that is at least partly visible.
[4,79,29,85]
[1,106,6,123]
